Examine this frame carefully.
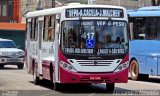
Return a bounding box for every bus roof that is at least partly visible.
[26,4,126,18]
[128,6,160,17]
[26,7,63,18]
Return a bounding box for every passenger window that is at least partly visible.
[27,21,31,40]
[43,15,56,41]
[157,18,160,40]
[48,15,56,41]
[43,16,49,41]
[133,18,146,40]
[145,18,157,40]
[30,18,37,41]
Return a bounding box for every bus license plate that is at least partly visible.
[90,77,101,80]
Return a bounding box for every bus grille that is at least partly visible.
[68,59,122,72]
[76,60,115,66]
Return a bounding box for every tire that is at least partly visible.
[140,74,149,80]
[106,83,115,93]
[33,64,40,85]
[130,60,139,80]
[50,65,53,83]
[54,82,61,91]
[0,64,4,69]
[18,63,24,69]
[130,60,149,81]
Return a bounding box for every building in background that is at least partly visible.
[0,0,62,50]
[88,0,152,9]
[0,0,25,50]
[21,0,62,23]
[0,0,21,23]
[21,0,62,16]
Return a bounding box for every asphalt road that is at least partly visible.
[0,65,160,96]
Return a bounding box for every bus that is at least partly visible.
[25,4,129,92]
[128,6,160,80]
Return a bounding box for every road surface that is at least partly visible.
[0,65,160,96]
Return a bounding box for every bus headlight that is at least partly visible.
[114,61,129,72]
[60,61,77,72]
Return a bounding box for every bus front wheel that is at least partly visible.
[130,60,139,80]
[54,82,61,91]
[0,64,4,69]
[106,83,115,93]
[17,63,24,69]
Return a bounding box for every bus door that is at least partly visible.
[146,56,158,75]
[37,17,44,76]
[41,15,55,80]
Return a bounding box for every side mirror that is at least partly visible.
[56,24,60,34]
[17,46,20,49]
[138,34,145,39]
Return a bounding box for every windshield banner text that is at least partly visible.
[64,48,125,54]
[66,8,124,18]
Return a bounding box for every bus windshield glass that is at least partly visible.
[61,20,128,55]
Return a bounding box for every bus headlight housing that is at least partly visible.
[60,61,77,72]
[115,61,129,72]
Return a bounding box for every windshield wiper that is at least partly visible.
[79,16,84,34]
[99,17,112,33]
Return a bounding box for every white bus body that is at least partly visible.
[25,4,129,91]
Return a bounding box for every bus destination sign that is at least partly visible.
[66,8,124,18]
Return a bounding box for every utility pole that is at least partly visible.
[118,0,121,6]
[151,0,156,6]
[36,0,43,10]
[52,0,55,8]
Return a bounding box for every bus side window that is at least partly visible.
[35,18,38,40]
[145,17,157,40]
[157,17,160,40]
[129,17,134,40]
[27,20,31,41]
[30,18,36,41]
[43,16,49,41]
[48,15,56,41]
[133,18,146,40]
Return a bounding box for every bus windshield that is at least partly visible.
[61,20,128,56]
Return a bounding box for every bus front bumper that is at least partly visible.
[59,67,128,84]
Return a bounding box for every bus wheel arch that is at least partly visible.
[129,58,139,80]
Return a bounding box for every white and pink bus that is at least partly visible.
[25,4,129,92]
